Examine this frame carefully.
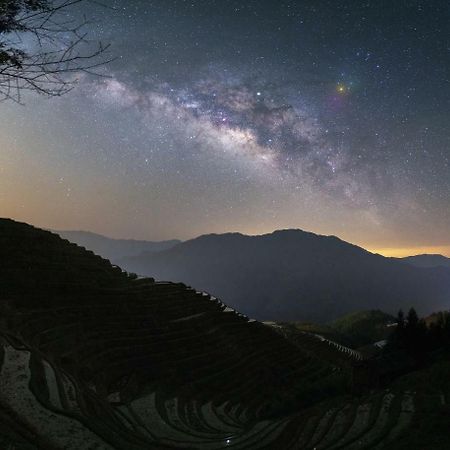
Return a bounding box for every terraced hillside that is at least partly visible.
[0,218,447,449]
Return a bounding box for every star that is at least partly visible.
[336,84,348,94]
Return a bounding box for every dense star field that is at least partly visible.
[1,0,449,255]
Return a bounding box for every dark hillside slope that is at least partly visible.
[119,230,450,322]
[0,218,345,449]
[1,219,449,449]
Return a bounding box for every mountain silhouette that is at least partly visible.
[119,230,450,322]
[400,253,450,269]
[54,229,180,263]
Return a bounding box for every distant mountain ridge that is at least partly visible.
[54,229,180,263]
[119,229,450,322]
[400,254,450,269]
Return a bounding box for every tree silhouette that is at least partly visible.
[406,307,419,328]
[387,307,450,367]
[0,0,110,102]
[396,309,405,329]
[389,309,406,348]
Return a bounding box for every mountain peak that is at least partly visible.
[119,227,450,322]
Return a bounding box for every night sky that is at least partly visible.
[1,0,450,256]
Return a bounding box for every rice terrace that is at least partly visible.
[1,0,450,448]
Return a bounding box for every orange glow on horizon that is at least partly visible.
[366,245,450,258]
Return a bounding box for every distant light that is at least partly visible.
[226,439,231,444]
[336,84,347,94]
[256,91,261,96]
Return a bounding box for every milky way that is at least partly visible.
[92,71,386,209]
[1,0,450,254]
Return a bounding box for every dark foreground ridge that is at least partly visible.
[0,219,449,449]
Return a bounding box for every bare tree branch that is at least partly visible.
[0,0,112,103]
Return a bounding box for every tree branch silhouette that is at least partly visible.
[0,0,112,103]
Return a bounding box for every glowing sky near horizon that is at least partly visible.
[1,0,450,256]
